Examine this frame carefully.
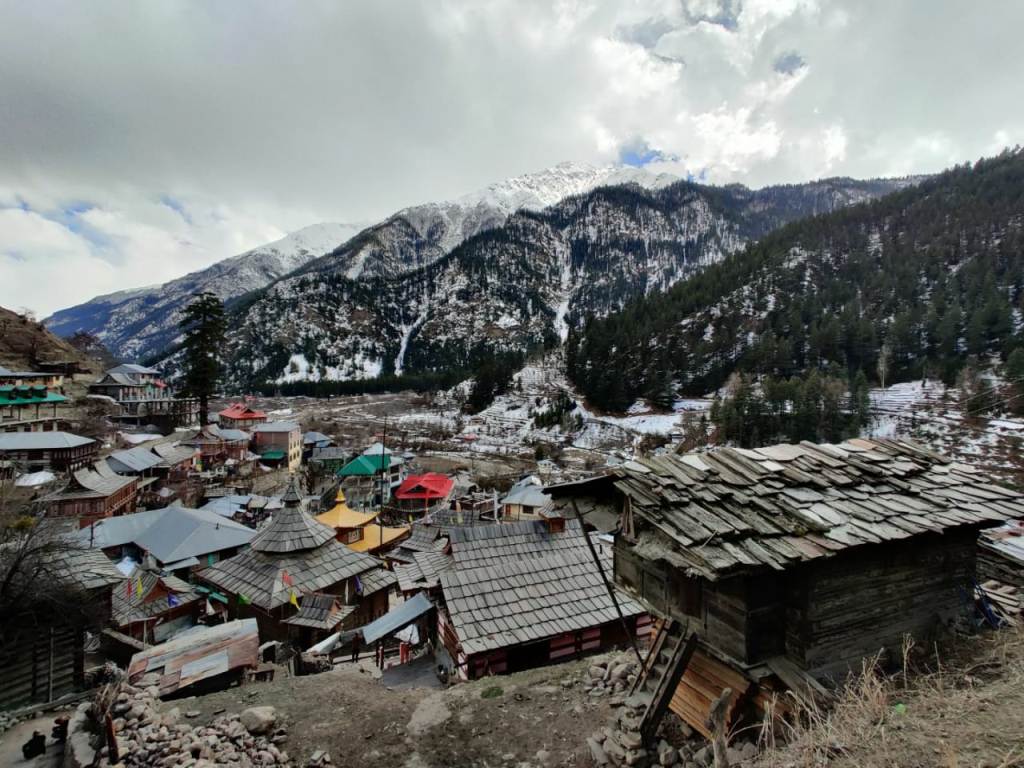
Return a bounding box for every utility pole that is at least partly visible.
[379,414,387,554]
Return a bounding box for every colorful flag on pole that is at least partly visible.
[354,575,363,596]
[167,593,180,608]
[125,579,133,599]
[289,590,299,608]
[238,593,251,605]
[281,570,293,586]
[135,575,144,597]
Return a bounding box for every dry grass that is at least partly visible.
[755,629,1024,768]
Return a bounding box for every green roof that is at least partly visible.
[260,449,286,460]
[0,389,67,406]
[337,454,390,476]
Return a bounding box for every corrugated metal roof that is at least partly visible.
[73,505,255,564]
[0,431,94,450]
[107,446,165,474]
[361,592,433,645]
[252,421,300,433]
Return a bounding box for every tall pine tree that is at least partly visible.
[178,292,226,425]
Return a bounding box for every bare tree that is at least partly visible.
[877,342,892,391]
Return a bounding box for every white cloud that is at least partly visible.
[1,0,1023,315]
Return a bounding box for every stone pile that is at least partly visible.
[89,682,293,768]
[585,675,759,768]
[580,657,640,704]
[0,710,20,737]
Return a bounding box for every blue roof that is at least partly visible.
[360,592,433,645]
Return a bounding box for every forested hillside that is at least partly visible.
[568,150,1024,412]
[217,175,907,388]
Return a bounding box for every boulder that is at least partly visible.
[239,707,277,735]
[588,738,610,766]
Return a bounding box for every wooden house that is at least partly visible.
[74,503,255,573]
[42,463,138,527]
[547,438,1024,736]
[112,567,204,643]
[218,402,268,430]
[0,546,122,710]
[200,479,396,641]
[436,516,649,680]
[0,384,68,433]
[393,473,455,518]
[89,364,199,430]
[500,475,552,520]
[182,424,252,467]
[0,430,97,472]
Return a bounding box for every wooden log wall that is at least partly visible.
[0,626,80,710]
[786,531,977,681]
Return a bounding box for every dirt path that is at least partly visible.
[0,714,70,768]
[169,651,627,768]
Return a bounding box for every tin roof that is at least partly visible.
[395,473,455,501]
[0,431,94,451]
[127,619,259,697]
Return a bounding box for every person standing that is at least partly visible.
[351,631,362,663]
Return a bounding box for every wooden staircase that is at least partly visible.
[627,619,699,745]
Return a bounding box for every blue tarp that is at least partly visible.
[361,592,433,645]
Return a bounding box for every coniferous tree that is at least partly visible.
[178,292,226,425]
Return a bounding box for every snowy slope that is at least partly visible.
[45,222,365,360]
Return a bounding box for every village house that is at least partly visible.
[0,546,122,710]
[315,488,410,555]
[218,402,268,430]
[309,446,349,474]
[112,565,205,644]
[200,480,397,640]
[41,463,138,527]
[88,364,199,430]
[0,364,65,389]
[181,424,253,468]
[500,475,552,520]
[0,383,68,433]
[302,430,334,459]
[393,473,456,518]
[337,446,405,508]
[546,438,1024,737]
[74,503,256,573]
[0,430,97,472]
[436,515,648,680]
[105,444,198,507]
[251,421,302,470]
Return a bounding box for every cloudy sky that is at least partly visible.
[2,0,1022,317]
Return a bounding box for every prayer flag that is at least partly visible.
[167,593,180,608]
[238,594,251,605]
[354,575,363,596]
[281,570,293,586]
[289,591,299,608]
[135,575,144,597]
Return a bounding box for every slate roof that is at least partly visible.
[50,545,124,591]
[200,539,382,611]
[151,443,197,465]
[282,593,354,629]
[575,438,1024,581]
[395,550,454,592]
[73,505,255,564]
[440,547,644,655]
[249,503,337,554]
[0,431,94,451]
[447,519,587,570]
[113,570,201,626]
[359,566,399,596]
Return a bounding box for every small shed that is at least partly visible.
[548,438,1024,736]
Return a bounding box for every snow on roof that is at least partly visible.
[108,363,160,375]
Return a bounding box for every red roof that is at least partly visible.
[395,473,455,501]
[219,403,267,421]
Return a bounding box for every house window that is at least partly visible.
[343,529,363,544]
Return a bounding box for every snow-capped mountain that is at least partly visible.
[45,162,677,360]
[44,222,365,360]
[221,175,912,388]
